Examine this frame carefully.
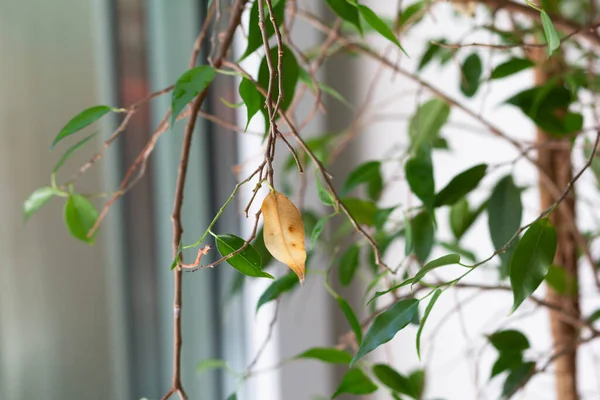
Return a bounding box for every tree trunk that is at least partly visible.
[534,49,580,400]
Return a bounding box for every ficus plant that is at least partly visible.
[23,0,600,399]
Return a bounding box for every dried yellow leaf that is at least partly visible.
[261,191,306,283]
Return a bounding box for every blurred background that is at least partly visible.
[2,1,600,400]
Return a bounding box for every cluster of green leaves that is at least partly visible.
[487,330,535,397]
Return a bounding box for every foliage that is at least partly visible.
[25,0,600,399]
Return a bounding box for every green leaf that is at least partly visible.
[488,330,530,352]
[216,234,274,279]
[434,164,487,207]
[342,161,383,201]
[239,0,286,60]
[64,194,99,244]
[342,198,378,226]
[397,1,425,29]
[412,211,435,263]
[409,99,450,151]
[302,211,320,237]
[541,11,560,57]
[509,219,556,313]
[374,207,396,231]
[488,175,522,271]
[326,0,362,34]
[438,241,477,263]
[501,361,535,398]
[296,347,352,364]
[367,277,414,306]
[53,132,98,174]
[239,78,262,132]
[351,298,419,365]
[545,264,577,295]
[413,254,461,284]
[450,198,470,240]
[171,66,216,126]
[339,244,361,286]
[418,40,454,71]
[588,309,600,323]
[258,45,300,120]
[299,68,352,108]
[505,84,579,136]
[226,394,237,400]
[408,369,425,400]
[491,352,524,378]
[253,226,274,268]
[326,281,364,345]
[332,368,378,398]
[170,241,183,270]
[417,289,443,359]
[358,5,407,55]
[316,177,335,207]
[311,214,334,246]
[490,58,535,80]
[404,212,413,256]
[256,272,299,312]
[372,364,417,398]
[197,358,229,374]
[460,53,482,97]
[405,149,435,212]
[24,187,56,221]
[51,105,112,149]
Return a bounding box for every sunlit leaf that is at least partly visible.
[216,234,273,279]
[509,219,556,313]
[64,194,99,244]
[460,53,482,97]
[24,187,56,221]
[332,368,378,398]
[171,66,216,126]
[417,289,443,359]
[256,272,299,312]
[434,164,487,207]
[51,105,112,149]
[296,347,352,364]
[261,191,307,282]
[351,298,419,365]
[197,358,229,374]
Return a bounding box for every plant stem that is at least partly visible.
[163,1,249,399]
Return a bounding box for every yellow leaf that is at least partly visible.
[261,191,307,283]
